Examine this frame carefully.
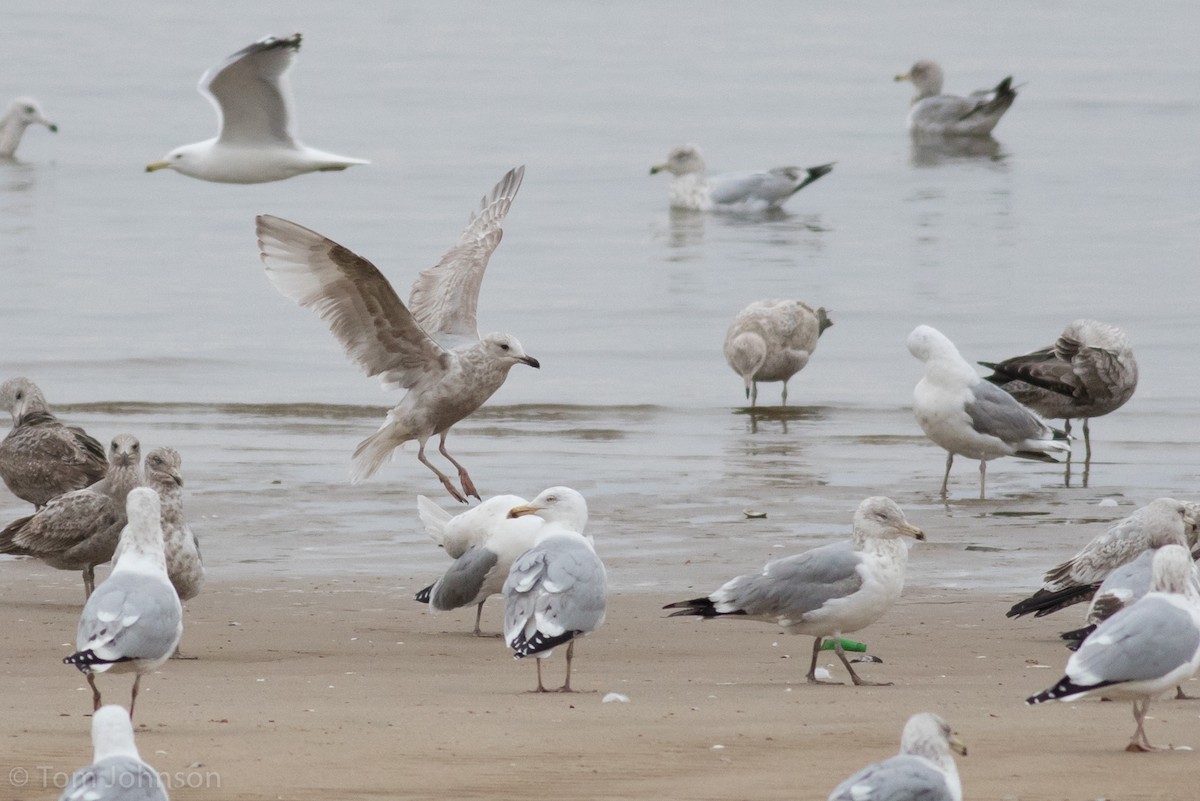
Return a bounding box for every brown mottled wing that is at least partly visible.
[0,487,115,556]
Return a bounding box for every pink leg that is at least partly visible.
[438,432,480,501]
[556,641,577,693]
[418,440,467,504]
[86,672,102,711]
[130,674,142,721]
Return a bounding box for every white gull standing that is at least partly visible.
[146,33,366,183]
[894,60,1017,136]
[907,325,1069,499]
[665,497,924,686]
[0,97,57,159]
[1028,544,1200,752]
[650,144,833,211]
[827,712,966,801]
[257,166,538,502]
[59,705,168,801]
[503,488,604,692]
[723,299,832,406]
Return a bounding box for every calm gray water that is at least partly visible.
[2,1,1198,591]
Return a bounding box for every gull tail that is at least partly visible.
[961,76,1017,122]
[790,162,835,195]
[350,423,412,484]
[417,495,454,548]
[816,307,834,336]
[1027,675,1113,705]
[63,649,131,673]
[1006,584,1097,618]
[663,597,747,619]
[0,516,35,555]
[510,629,577,659]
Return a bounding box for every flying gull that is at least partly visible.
[0,377,107,508]
[650,144,833,211]
[894,60,1017,136]
[827,712,966,801]
[58,705,168,801]
[64,488,183,718]
[146,33,367,183]
[257,166,538,502]
[665,497,924,686]
[907,325,1069,499]
[0,97,57,159]
[503,488,604,692]
[724,299,832,407]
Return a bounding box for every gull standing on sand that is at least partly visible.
[1028,544,1200,752]
[257,167,538,502]
[503,488,604,692]
[724,299,832,407]
[64,488,183,718]
[59,705,168,801]
[139,447,204,604]
[415,492,564,636]
[894,60,1017,136]
[665,497,924,686]
[0,97,57,159]
[0,377,107,508]
[907,325,1069,499]
[146,33,367,183]
[649,144,833,211]
[0,434,143,598]
[827,713,966,801]
[980,320,1138,464]
[1006,498,1197,618]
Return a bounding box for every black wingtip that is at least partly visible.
[63,649,130,673]
[414,584,433,604]
[510,629,577,659]
[1006,584,1096,618]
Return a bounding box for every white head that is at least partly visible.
[481,333,540,370]
[1139,498,1194,549]
[116,488,166,563]
[507,486,589,532]
[90,705,141,762]
[650,144,706,177]
[895,60,945,100]
[1150,544,1197,596]
[725,332,767,397]
[899,712,967,767]
[3,97,57,131]
[907,325,961,363]
[145,141,209,177]
[0,377,48,423]
[852,496,926,544]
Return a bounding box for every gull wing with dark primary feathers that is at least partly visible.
[0,411,107,507]
[504,535,607,658]
[203,34,301,148]
[708,163,834,208]
[964,381,1064,461]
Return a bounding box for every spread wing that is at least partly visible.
[202,34,301,147]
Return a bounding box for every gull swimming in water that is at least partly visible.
[257,167,538,502]
[0,377,107,508]
[0,97,57,159]
[723,299,832,406]
[907,325,1069,499]
[1027,544,1200,752]
[59,705,168,801]
[827,713,966,801]
[665,497,925,686]
[650,144,834,211]
[64,488,183,718]
[895,60,1017,136]
[146,33,367,183]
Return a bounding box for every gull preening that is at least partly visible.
[257,166,538,502]
[650,144,833,212]
[1028,544,1200,752]
[0,377,107,508]
[895,60,1017,136]
[503,488,605,692]
[723,299,832,407]
[59,705,168,801]
[907,325,1069,499]
[827,713,966,801]
[665,497,924,686]
[63,488,183,718]
[146,33,367,183]
[0,97,57,159]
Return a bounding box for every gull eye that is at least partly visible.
[14,391,22,400]
[174,153,184,160]
[24,105,35,114]
[500,343,510,351]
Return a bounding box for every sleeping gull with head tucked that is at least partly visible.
[650,144,833,211]
[907,325,1069,499]
[1028,544,1200,752]
[665,497,924,686]
[827,712,966,801]
[257,166,538,502]
[895,60,1017,136]
[146,33,367,183]
[0,97,57,159]
[724,299,832,406]
[59,705,168,801]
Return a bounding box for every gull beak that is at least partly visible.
[521,355,541,369]
[894,72,911,83]
[170,470,184,488]
[38,117,58,133]
[507,504,539,519]
[649,163,667,175]
[900,523,926,542]
[949,733,967,757]
[145,161,171,173]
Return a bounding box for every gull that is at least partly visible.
[146,33,367,183]
[0,434,143,598]
[257,166,538,502]
[650,144,833,211]
[0,377,107,508]
[827,713,967,801]
[141,447,204,604]
[907,325,1069,499]
[503,488,604,692]
[664,497,925,686]
[1,97,57,159]
[59,705,168,801]
[724,299,832,406]
[980,320,1138,464]
[1006,498,1197,618]
[895,60,1017,136]
[1028,544,1200,752]
[63,488,183,718]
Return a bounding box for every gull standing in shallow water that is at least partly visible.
[723,299,832,406]
[64,488,183,718]
[503,488,604,692]
[895,60,1017,136]
[257,167,538,502]
[827,713,966,801]
[907,325,1069,499]
[1028,544,1200,752]
[665,497,924,686]
[650,144,833,211]
[0,97,57,159]
[146,33,367,183]
[59,705,168,801]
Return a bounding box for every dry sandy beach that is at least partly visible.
[3,558,1197,801]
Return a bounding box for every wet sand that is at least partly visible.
[2,562,1196,801]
